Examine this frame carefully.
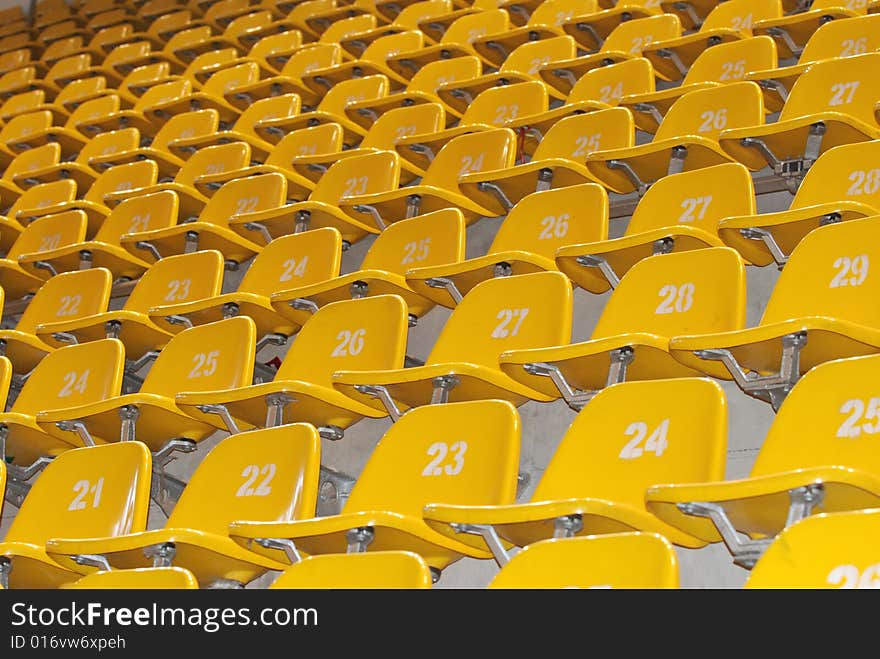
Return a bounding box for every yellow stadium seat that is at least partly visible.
[0,49,32,77]
[46,424,321,588]
[659,0,728,31]
[239,30,306,77]
[228,150,400,247]
[745,509,880,588]
[424,378,726,565]
[270,551,433,588]
[720,53,880,193]
[499,248,746,410]
[0,178,77,256]
[647,352,880,569]
[718,141,880,268]
[228,399,521,578]
[2,339,126,467]
[332,271,572,419]
[641,0,782,81]
[407,185,607,308]
[186,11,282,58]
[307,8,377,42]
[65,567,200,589]
[36,316,256,452]
[671,217,880,409]
[162,26,220,72]
[116,63,177,106]
[17,190,179,279]
[175,295,409,436]
[754,0,869,60]
[488,533,679,589]
[342,128,516,228]
[275,0,337,41]
[0,90,63,125]
[120,171,278,265]
[459,108,633,215]
[83,79,193,138]
[557,163,753,294]
[560,0,663,52]
[338,0,453,55]
[10,97,122,158]
[0,143,64,210]
[585,81,764,195]
[160,62,261,126]
[0,442,151,588]
[201,0,265,33]
[270,208,465,322]
[0,111,64,168]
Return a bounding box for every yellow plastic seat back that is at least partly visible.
[0,111,52,148]
[1,91,45,122]
[532,107,634,159]
[206,171,286,225]
[67,95,122,133]
[787,141,880,213]
[499,35,576,76]
[625,162,755,235]
[309,150,400,204]
[266,124,344,166]
[10,179,76,218]
[85,160,158,205]
[360,103,445,150]
[4,144,61,185]
[0,355,12,410]
[759,217,880,327]
[426,270,572,366]
[164,424,321,534]
[423,127,517,189]
[65,567,199,589]
[319,14,377,45]
[532,377,727,508]
[151,110,219,155]
[277,295,409,386]
[797,14,880,64]
[173,142,250,187]
[15,268,113,334]
[361,31,425,65]
[279,44,343,80]
[233,93,300,138]
[141,315,256,398]
[315,74,388,114]
[682,35,777,86]
[239,228,343,296]
[655,80,764,142]
[4,442,151,554]
[442,9,509,45]
[592,247,746,339]
[79,128,140,165]
[131,79,191,117]
[699,0,780,34]
[342,400,521,518]
[10,339,126,418]
[407,57,483,95]
[248,32,304,65]
[124,250,225,314]
[100,190,180,243]
[269,551,433,589]
[778,52,880,124]
[746,509,880,589]
[45,54,90,87]
[489,533,679,589]
[523,0,587,28]
[362,208,466,273]
[460,81,548,127]
[55,77,109,110]
[490,184,608,257]
[568,58,656,105]
[6,210,88,260]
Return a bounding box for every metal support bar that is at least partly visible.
[151,469,187,517]
[632,102,665,129]
[535,167,553,192]
[255,537,302,564]
[476,181,514,211]
[606,347,634,387]
[118,405,140,442]
[152,438,197,468]
[676,501,771,568]
[318,425,344,441]
[295,210,311,234]
[668,145,688,176]
[652,237,674,255]
[522,361,594,411]
[655,47,688,78]
[51,331,78,345]
[607,159,649,196]
[290,298,319,314]
[264,392,293,427]
[78,250,93,270]
[405,194,422,219]
[354,384,403,421]
[449,522,510,567]
[424,276,463,304]
[128,350,160,373]
[145,542,176,568]
[71,554,112,571]
[576,254,621,289]
[55,420,95,447]
[553,514,584,539]
[255,332,288,354]
[104,319,122,339]
[351,203,388,231]
[195,403,242,434]
[430,374,459,404]
[346,527,375,553]
[243,222,273,245]
[33,260,58,276]
[766,26,802,58]
[786,484,825,527]
[349,280,368,299]
[738,227,790,269]
[183,230,199,254]
[674,2,703,29]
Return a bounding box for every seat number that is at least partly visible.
[598,82,623,104]
[491,308,529,338]
[56,294,82,317]
[827,564,880,589]
[235,464,276,497]
[829,81,860,107]
[58,370,89,397]
[697,109,727,132]
[204,163,225,175]
[528,56,551,75]
[279,256,308,281]
[719,60,746,81]
[629,35,653,53]
[395,125,418,140]
[846,169,880,196]
[342,176,369,196]
[493,104,519,124]
[68,477,104,511]
[830,255,869,288]
[38,233,61,251]
[128,213,151,233]
[655,283,695,314]
[401,238,431,265]
[164,278,192,301]
[678,196,713,223]
[572,134,601,158]
[233,196,260,214]
[840,37,867,56]
[331,329,365,357]
[538,214,569,239]
[730,13,752,30]
[836,398,880,438]
[459,153,485,176]
[188,350,219,378]
[619,420,669,459]
[421,441,467,476]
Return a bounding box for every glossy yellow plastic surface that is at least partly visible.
[229,399,521,571]
[0,143,62,210]
[489,533,679,589]
[561,0,662,51]
[270,551,433,589]
[424,377,727,551]
[0,442,151,588]
[46,424,321,586]
[754,0,867,60]
[65,567,200,589]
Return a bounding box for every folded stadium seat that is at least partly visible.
[385,9,512,78]
[719,53,880,193]
[63,41,175,87]
[35,316,256,457]
[406,185,606,309]
[343,128,517,229]
[175,295,409,436]
[585,81,764,195]
[365,0,453,25]
[337,0,453,56]
[0,441,151,589]
[754,0,869,60]
[556,162,752,295]
[164,48,242,90]
[224,43,343,110]
[54,23,140,63]
[435,36,577,114]
[304,7,380,42]
[647,353,880,570]
[269,551,433,588]
[148,227,342,342]
[469,0,592,69]
[332,270,572,420]
[0,67,62,103]
[0,49,33,77]
[499,247,745,410]
[87,110,219,182]
[39,37,85,69]
[193,123,343,201]
[115,63,177,106]
[119,171,278,265]
[0,211,88,299]
[745,509,880,588]
[265,0,336,43]
[0,7,28,39]
[70,81,186,140]
[345,55,481,129]
[255,74,389,148]
[161,26,221,72]
[506,59,653,155]
[670,217,880,410]
[416,0,512,45]
[228,150,400,247]
[620,35,778,134]
[45,423,322,588]
[65,567,200,589]
[300,31,424,94]
[134,0,191,32]
[17,160,159,238]
[18,191,179,280]
[4,100,117,160]
[0,179,77,255]
[0,144,65,210]
[0,113,64,169]
[747,14,880,114]
[167,94,299,165]
[560,0,664,53]
[488,533,679,589]
[14,128,140,192]
[458,109,633,216]
[269,209,465,325]
[34,251,225,365]
[0,90,64,125]
[718,141,880,269]
[292,103,445,187]
[423,377,726,566]
[179,10,284,60]
[228,399,521,580]
[230,30,307,78]
[200,0,269,34]
[1,340,126,467]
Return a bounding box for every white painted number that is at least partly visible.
[598,82,624,104]
[835,398,880,438]
[678,196,713,223]
[846,169,880,196]
[538,213,570,240]
[233,196,260,214]
[421,441,467,476]
[187,350,219,378]
[730,13,753,30]
[56,294,82,317]
[572,133,601,157]
[492,104,519,124]
[331,329,365,357]
[128,213,151,233]
[58,370,89,397]
[829,255,869,288]
[829,81,860,107]
[401,238,431,265]
[458,153,485,176]
[698,108,727,132]
[394,125,418,140]
[38,233,61,251]
[719,59,746,81]
[279,256,308,281]
[840,37,867,57]
[491,308,530,338]
[164,279,192,301]
[827,564,880,589]
[655,283,695,314]
[619,419,670,459]
[235,464,276,497]
[67,477,104,511]
[342,176,369,196]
